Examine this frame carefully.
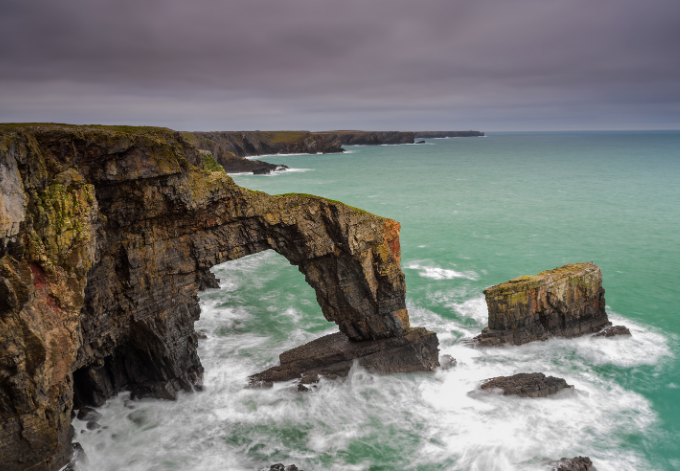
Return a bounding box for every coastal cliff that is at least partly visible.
[0,124,435,471]
[473,262,617,346]
[414,131,484,138]
[182,131,343,174]
[312,131,415,146]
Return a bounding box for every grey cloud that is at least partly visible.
[1,0,679,130]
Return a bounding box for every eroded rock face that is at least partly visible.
[0,124,430,471]
[552,456,595,471]
[480,373,572,398]
[313,131,415,145]
[473,263,611,347]
[249,327,439,386]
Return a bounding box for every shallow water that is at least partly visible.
[75,132,680,470]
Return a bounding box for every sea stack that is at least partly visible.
[473,262,615,347]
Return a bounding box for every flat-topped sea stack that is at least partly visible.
[0,124,437,471]
[473,262,615,347]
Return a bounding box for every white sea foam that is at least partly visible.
[405,262,480,280]
[73,254,668,471]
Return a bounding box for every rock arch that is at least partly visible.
[0,126,436,471]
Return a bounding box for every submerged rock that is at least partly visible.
[593,324,631,338]
[249,327,439,386]
[438,354,457,370]
[552,456,594,471]
[76,407,102,422]
[260,465,299,471]
[473,262,617,347]
[480,373,572,398]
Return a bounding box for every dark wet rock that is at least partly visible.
[593,324,631,338]
[127,410,147,426]
[252,167,271,175]
[76,407,102,422]
[123,400,135,409]
[260,464,300,471]
[438,354,457,370]
[196,332,208,340]
[473,263,613,347]
[197,269,221,291]
[0,124,433,471]
[552,456,594,471]
[249,327,439,386]
[63,442,88,471]
[416,140,426,144]
[85,421,101,430]
[480,373,572,398]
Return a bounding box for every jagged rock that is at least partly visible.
[197,269,221,291]
[63,442,88,471]
[76,407,101,422]
[593,324,631,338]
[480,373,572,398]
[0,124,434,471]
[260,465,299,471]
[473,263,614,347]
[552,456,594,471]
[249,328,439,386]
[416,140,426,144]
[85,421,101,430]
[438,354,457,370]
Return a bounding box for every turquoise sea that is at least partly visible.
[76,132,680,471]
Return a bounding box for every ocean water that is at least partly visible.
[75,132,680,471]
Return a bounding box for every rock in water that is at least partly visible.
[261,465,300,471]
[593,324,631,338]
[480,373,572,398]
[473,262,615,346]
[552,456,594,471]
[197,269,221,291]
[76,407,102,422]
[249,328,439,386]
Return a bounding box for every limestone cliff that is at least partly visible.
[182,131,343,173]
[473,262,614,346]
[0,124,436,471]
[312,131,415,146]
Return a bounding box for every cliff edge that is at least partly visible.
[0,124,435,471]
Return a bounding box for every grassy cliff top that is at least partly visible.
[0,123,175,136]
[484,262,599,295]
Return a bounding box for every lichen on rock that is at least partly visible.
[0,124,437,471]
[473,262,615,347]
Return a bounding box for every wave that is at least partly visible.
[405,262,480,281]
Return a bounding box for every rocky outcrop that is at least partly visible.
[182,131,343,173]
[0,124,435,471]
[413,131,484,138]
[480,373,572,398]
[261,465,300,471]
[473,263,613,347]
[249,327,439,387]
[313,131,415,146]
[552,456,594,471]
[593,325,631,338]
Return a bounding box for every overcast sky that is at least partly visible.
[1,0,679,131]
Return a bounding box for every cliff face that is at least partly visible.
[312,131,416,146]
[414,131,484,138]
[0,124,433,471]
[473,262,611,347]
[182,131,343,173]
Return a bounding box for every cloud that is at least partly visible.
[1,0,679,130]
